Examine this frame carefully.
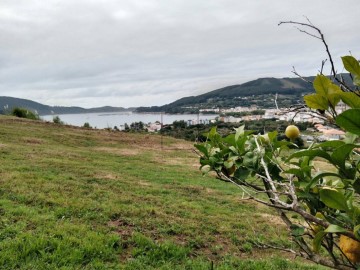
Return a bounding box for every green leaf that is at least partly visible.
[342,56,360,77]
[313,75,331,96]
[353,178,360,195]
[344,132,358,144]
[234,167,250,180]
[288,149,332,162]
[243,152,258,168]
[331,144,358,169]
[328,83,342,93]
[229,146,238,154]
[319,187,349,211]
[267,130,278,141]
[327,84,342,107]
[304,94,329,110]
[236,136,248,153]
[327,93,341,107]
[234,125,245,142]
[224,160,234,169]
[209,126,217,137]
[305,172,341,191]
[313,231,326,253]
[336,109,360,135]
[340,92,360,109]
[315,140,345,149]
[324,224,348,233]
[194,144,208,157]
[223,134,235,144]
[354,75,360,86]
[354,224,360,239]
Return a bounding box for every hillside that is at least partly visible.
[136,74,353,113]
[0,96,132,115]
[0,115,324,269]
[1,74,352,116]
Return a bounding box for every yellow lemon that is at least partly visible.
[285,125,300,140]
[339,235,360,263]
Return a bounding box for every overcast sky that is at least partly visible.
[0,1,359,108]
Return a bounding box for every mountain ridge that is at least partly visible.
[1,74,352,115]
[135,76,316,113]
[0,96,133,116]
[135,74,352,113]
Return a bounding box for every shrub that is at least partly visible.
[83,122,91,128]
[11,107,39,120]
[53,116,64,125]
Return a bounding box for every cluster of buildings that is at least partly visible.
[117,102,348,141]
[201,103,349,141]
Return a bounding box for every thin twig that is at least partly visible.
[279,20,353,92]
[291,66,312,84]
[319,59,328,74]
[255,242,297,254]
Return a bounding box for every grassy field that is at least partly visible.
[0,116,326,269]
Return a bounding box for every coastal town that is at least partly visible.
[136,102,348,142]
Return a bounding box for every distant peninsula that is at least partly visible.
[0,96,134,116]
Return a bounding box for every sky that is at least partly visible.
[0,1,359,108]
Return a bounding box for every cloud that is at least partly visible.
[0,0,359,108]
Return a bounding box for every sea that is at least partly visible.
[41,112,218,129]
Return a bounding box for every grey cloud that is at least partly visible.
[0,0,359,108]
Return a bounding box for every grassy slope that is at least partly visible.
[0,116,325,269]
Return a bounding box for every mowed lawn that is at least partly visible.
[0,116,325,269]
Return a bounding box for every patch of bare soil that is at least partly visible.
[108,219,135,242]
[162,157,193,166]
[96,131,194,150]
[164,141,194,150]
[258,213,285,227]
[150,149,198,168]
[138,180,152,187]
[94,147,140,156]
[244,201,288,227]
[22,137,44,144]
[94,173,118,180]
[103,133,165,149]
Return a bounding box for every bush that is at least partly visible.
[11,107,39,120]
[83,122,91,128]
[53,116,64,125]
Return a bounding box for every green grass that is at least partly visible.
[0,116,326,269]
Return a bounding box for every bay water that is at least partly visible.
[41,112,217,129]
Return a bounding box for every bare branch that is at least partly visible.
[279,21,336,76]
[304,16,315,26]
[254,138,279,197]
[294,26,321,40]
[279,20,353,92]
[319,59,328,74]
[254,242,297,254]
[291,66,312,84]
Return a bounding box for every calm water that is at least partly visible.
[41,112,217,129]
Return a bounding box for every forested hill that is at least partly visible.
[135,74,352,113]
[0,96,132,115]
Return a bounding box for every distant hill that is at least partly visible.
[0,97,133,116]
[1,74,353,116]
[136,74,353,113]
